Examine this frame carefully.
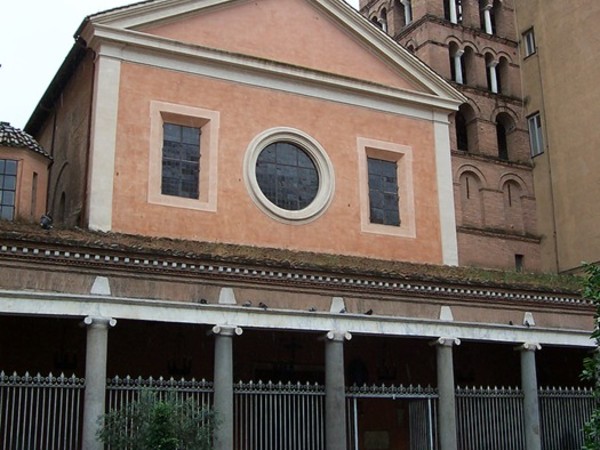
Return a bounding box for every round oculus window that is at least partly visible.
[255,142,319,211]
[244,128,335,224]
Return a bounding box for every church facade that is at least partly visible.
[0,1,594,449]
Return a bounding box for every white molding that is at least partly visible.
[0,290,593,348]
[87,51,121,231]
[433,112,459,265]
[357,137,416,238]
[147,101,220,212]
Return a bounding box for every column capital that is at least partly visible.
[326,330,352,342]
[212,325,243,337]
[432,337,461,347]
[83,316,117,329]
[516,342,542,352]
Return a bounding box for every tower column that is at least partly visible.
[82,316,116,450]
[325,330,351,450]
[212,325,243,450]
[519,342,542,450]
[488,61,499,93]
[435,337,460,450]
[454,50,464,84]
[449,0,458,24]
[483,6,493,34]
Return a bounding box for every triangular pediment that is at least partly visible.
[85,0,465,107]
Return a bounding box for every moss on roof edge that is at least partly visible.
[0,222,583,294]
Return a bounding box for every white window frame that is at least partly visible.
[148,101,220,211]
[523,28,536,57]
[528,113,544,157]
[357,137,415,238]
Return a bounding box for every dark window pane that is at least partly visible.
[367,157,400,226]
[161,123,200,199]
[0,159,17,221]
[256,142,318,211]
[0,206,14,220]
[5,160,17,175]
[163,123,181,142]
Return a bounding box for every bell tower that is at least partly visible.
[359,0,540,272]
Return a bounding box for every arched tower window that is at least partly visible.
[462,46,476,86]
[454,103,477,152]
[380,9,388,32]
[498,56,510,95]
[495,112,515,161]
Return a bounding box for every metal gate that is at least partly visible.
[346,384,439,450]
[0,371,85,450]
[233,380,325,450]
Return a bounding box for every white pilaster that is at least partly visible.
[87,49,121,232]
[433,112,459,266]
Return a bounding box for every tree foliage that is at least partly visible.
[581,264,600,450]
[97,390,215,450]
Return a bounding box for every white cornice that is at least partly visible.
[81,0,466,106]
[0,290,593,348]
[84,24,462,119]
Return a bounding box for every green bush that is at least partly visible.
[581,263,600,450]
[97,390,215,450]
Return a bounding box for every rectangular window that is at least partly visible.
[367,157,400,226]
[358,138,415,238]
[0,159,17,220]
[523,28,536,57]
[148,101,219,212]
[161,123,201,199]
[527,113,544,157]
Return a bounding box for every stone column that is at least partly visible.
[82,316,116,450]
[488,61,499,93]
[519,342,542,450]
[325,330,351,450]
[483,6,493,34]
[435,337,460,450]
[449,0,458,24]
[212,325,243,450]
[454,50,465,84]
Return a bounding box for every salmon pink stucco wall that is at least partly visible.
[109,62,444,264]
[143,0,424,93]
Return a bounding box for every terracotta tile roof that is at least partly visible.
[0,221,583,295]
[0,122,52,159]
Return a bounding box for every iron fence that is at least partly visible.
[1,369,596,450]
[0,371,84,450]
[456,385,525,450]
[539,386,594,450]
[233,380,325,450]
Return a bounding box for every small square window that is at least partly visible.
[527,113,544,157]
[523,28,536,57]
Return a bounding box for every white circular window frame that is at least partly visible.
[243,127,335,224]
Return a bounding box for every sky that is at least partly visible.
[0,0,360,130]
